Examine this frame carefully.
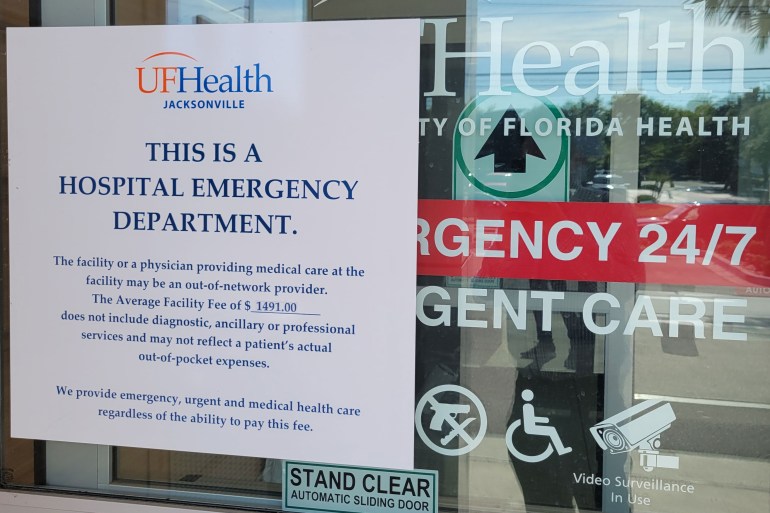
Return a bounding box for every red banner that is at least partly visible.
[417,200,770,287]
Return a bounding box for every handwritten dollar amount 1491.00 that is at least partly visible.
[247,301,298,313]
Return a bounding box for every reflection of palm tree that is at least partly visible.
[696,0,770,50]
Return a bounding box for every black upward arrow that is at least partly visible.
[475,108,545,173]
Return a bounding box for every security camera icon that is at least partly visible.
[590,400,679,472]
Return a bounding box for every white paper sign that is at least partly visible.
[8,20,419,469]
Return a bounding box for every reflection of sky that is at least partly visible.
[166,1,769,107]
[168,0,304,24]
[470,0,770,106]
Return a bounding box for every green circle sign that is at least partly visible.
[453,94,569,199]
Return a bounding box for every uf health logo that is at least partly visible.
[136,51,273,95]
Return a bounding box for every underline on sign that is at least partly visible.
[249,311,321,316]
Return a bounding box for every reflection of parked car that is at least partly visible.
[589,172,628,190]
[571,172,630,202]
[571,185,608,202]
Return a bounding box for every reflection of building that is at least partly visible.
[2,2,769,513]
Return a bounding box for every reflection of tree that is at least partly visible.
[561,99,610,187]
[696,0,770,50]
[742,88,770,202]
[687,0,769,199]
[639,98,690,184]
[561,92,770,201]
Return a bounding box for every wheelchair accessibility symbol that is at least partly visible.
[415,385,487,456]
[506,389,572,463]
